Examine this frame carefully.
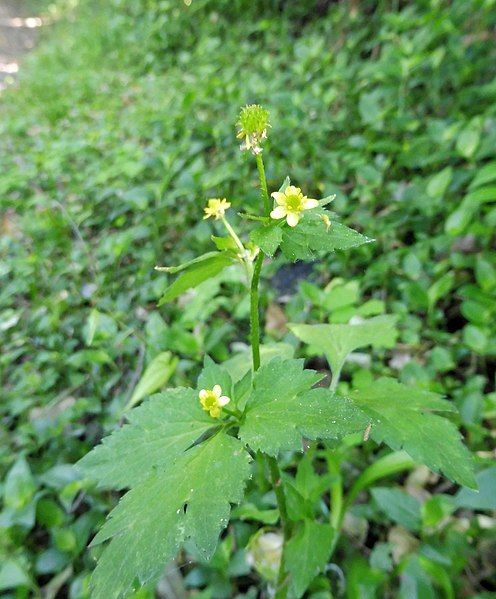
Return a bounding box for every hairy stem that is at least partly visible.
[250,252,264,371]
[256,153,270,216]
[250,151,289,598]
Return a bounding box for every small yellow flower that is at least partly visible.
[270,185,319,227]
[199,384,231,418]
[203,198,231,220]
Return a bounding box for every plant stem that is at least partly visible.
[256,153,270,216]
[250,150,289,598]
[221,215,245,253]
[326,452,343,531]
[268,453,290,599]
[250,252,264,371]
[267,456,291,538]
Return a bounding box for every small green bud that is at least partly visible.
[236,104,270,155]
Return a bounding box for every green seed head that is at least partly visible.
[236,105,270,154]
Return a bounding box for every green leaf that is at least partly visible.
[445,186,496,235]
[371,487,421,532]
[77,388,215,489]
[280,211,373,262]
[427,272,454,311]
[231,503,279,525]
[454,467,496,510]
[456,126,480,159]
[469,160,496,189]
[426,167,452,198]
[211,235,237,251]
[349,378,476,489]
[239,359,367,455]
[289,315,397,379]
[284,519,333,598]
[250,222,282,257]
[90,433,251,599]
[222,342,295,383]
[155,251,222,274]
[0,560,31,592]
[319,193,336,207]
[126,351,178,410]
[158,253,234,305]
[3,457,36,511]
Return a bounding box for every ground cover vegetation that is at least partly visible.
[1,0,495,597]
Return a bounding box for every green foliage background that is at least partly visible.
[1,0,495,596]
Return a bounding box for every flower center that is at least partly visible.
[285,193,303,212]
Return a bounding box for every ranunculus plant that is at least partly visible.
[79,106,475,599]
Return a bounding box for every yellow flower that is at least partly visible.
[199,384,231,418]
[270,185,319,227]
[203,198,231,220]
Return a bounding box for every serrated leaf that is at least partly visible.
[89,433,251,599]
[349,378,476,488]
[280,211,373,262]
[126,351,178,410]
[158,253,234,305]
[77,388,215,489]
[250,223,282,257]
[239,360,367,455]
[222,342,295,383]
[289,315,397,379]
[284,519,333,598]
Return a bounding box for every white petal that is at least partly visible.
[199,389,208,400]
[212,384,222,397]
[285,185,299,196]
[271,192,286,204]
[218,395,231,407]
[303,198,319,209]
[270,206,287,220]
[286,212,300,227]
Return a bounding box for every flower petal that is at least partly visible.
[212,384,222,397]
[303,198,319,210]
[286,212,300,227]
[270,206,287,220]
[285,185,300,196]
[199,389,208,400]
[271,192,286,204]
[218,395,231,406]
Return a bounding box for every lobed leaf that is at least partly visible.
[89,433,252,599]
[280,210,373,262]
[239,360,367,455]
[349,378,476,489]
[250,222,283,257]
[289,315,397,378]
[77,388,215,489]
